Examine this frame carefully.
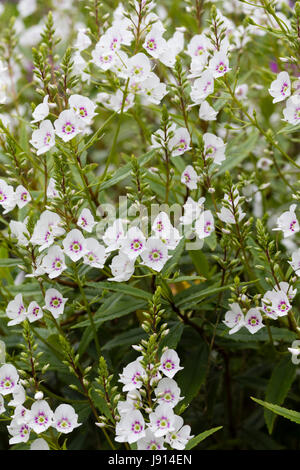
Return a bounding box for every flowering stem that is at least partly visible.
[223,76,300,170]
[73,262,101,356]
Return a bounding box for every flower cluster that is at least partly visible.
[0,362,80,448]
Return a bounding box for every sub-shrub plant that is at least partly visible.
[0,0,299,451]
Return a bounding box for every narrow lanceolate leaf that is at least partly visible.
[99,149,155,191]
[264,356,297,434]
[177,340,209,407]
[251,398,300,425]
[0,258,22,267]
[185,426,223,450]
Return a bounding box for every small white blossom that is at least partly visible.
[273,204,299,238]
[44,288,68,318]
[269,71,291,103]
[53,404,81,434]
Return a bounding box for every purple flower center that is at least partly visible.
[131,420,143,434]
[50,296,62,308]
[62,122,75,134]
[149,249,163,262]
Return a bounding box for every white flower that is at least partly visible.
[0,364,19,396]
[117,390,142,415]
[194,210,215,239]
[257,157,273,170]
[190,70,214,104]
[154,378,183,408]
[91,45,116,71]
[6,294,27,326]
[158,31,184,68]
[143,28,167,59]
[108,252,135,282]
[244,308,264,334]
[289,249,300,276]
[199,101,218,121]
[179,197,205,226]
[120,226,146,260]
[223,303,245,334]
[47,178,59,199]
[31,95,50,123]
[141,237,169,272]
[152,212,172,237]
[235,84,248,100]
[275,281,297,301]
[28,400,53,434]
[283,95,300,125]
[74,29,92,51]
[31,210,65,252]
[30,438,50,450]
[0,179,16,214]
[98,26,123,51]
[169,127,191,157]
[69,94,97,126]
[115,410,146,444]
[26,301,43,323]
[165,415,193,450]
[262,289,291,318]
[11,404,30,425]
[208,50,231,78]
[159,349,183,379]
[181,165,198,190]
[44,288,68,318]
[8,384,26,407]
[139,73,168,105]
[103,219,126,252]
[125,53,152,82]
[18,0,37,17]
[137,428,166,450]
[148,404,176,437]
[7,418,30,444]
[15,185,31,209]
[30,120,55,156]
[98,90,135,113]
[41,245,67,279]
[83,238,107,268]
[119,359,147,392]
[63,229,87,262]
[53,404,81,434]
[187,34,210,60]
[203,132,226,165]
[73,51,90,82]
[273,204,299,238]
[9,220,29,247]
[54,110,82,142]
[269,71,291,103]
[77,208,97,233]
[261,291,278,319]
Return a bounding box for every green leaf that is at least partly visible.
[251,397,300,425]
[177,340,209,407]
[219,129,259,174]
[175,284,230,308]
[86,281,152,301]
[102,328,146,351]
[264,355,296,434]
[0,258,22,267]
[188,249,210,279]
[185,426,223,450]
[73,297,147,329]
[159,322,184,352]
[99,149,155,191]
